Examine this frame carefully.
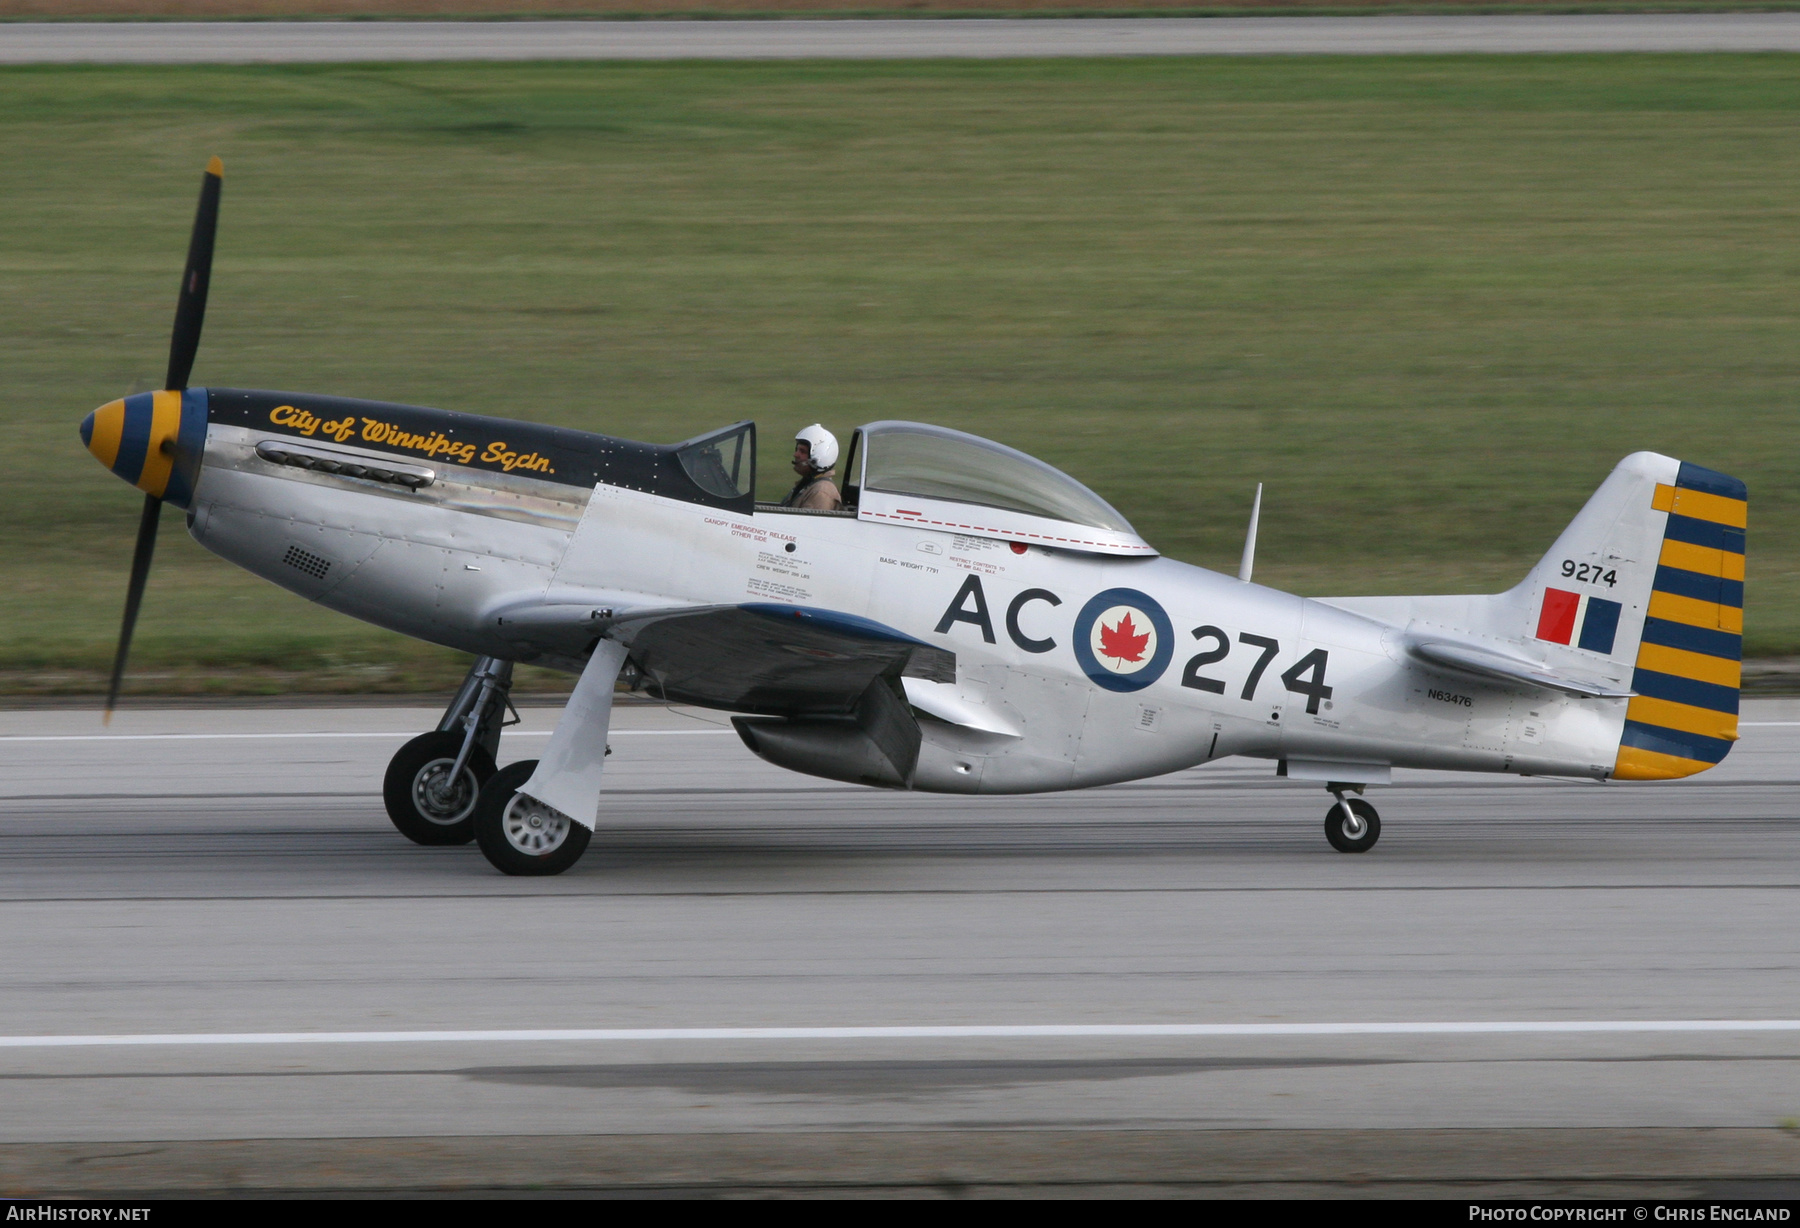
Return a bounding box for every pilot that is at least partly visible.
[783,424,843,510]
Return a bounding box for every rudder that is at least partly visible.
[1614,461,1747,780]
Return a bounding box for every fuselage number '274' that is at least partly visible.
[1180,627,1333,714]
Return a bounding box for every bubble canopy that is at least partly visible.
[850,421,1155,557]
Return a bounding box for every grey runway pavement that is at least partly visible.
[5,14,1800,64]
[1,699,1798,1195]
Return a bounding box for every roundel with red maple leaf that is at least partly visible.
[1071,587,1175,693]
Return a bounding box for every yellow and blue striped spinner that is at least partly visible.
[1613,461,1747,781]
[80,389,208,509]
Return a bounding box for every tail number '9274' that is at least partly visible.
[1181,628,1333,713]
[1561,560,1617,587]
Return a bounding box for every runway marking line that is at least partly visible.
[9,15,1800,65]
[6,723,1795,742]
[2,1021,1797,1048]
[0,730,733,742]
[7,723,1792,741]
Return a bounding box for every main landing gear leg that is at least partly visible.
[383,656,516,846]
[473,640,627,877]
[1324,783,1380,854]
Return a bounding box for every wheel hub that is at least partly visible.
[503,792,571,854]
[412,758,478,824]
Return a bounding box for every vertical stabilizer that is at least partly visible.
[1324,451,1746,781]
[1513,452,1746,779]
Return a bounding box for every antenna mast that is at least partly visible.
[1238,483,1263,583]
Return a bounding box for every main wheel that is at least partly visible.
[383,731,496,846]
[1324,797,1381,853]
[473,759,592,877]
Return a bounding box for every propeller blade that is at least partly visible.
[164,156,223,393]
[104,494,163,723]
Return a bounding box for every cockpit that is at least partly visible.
[674,418,1155,557]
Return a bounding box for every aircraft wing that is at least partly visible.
[616,603,954,715]
[493,597,954,716]
[1406,638,1634,700]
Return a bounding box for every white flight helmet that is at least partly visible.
[794,424,839,472]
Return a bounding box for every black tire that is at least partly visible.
[473,759,593,877]
[1324,797,1381,853]
[382,731,496,846]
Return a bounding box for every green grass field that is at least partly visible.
[4,57,1798,694]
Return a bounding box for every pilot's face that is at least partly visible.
[792,441,811,476]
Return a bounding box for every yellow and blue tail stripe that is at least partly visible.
[80,388,209,508]
[1614,461,1747,781]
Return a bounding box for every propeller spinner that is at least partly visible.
[79,157,222,720]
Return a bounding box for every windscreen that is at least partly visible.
[676,421,755,501]
[862,423,1134,533]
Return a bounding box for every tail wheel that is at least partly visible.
[383,731,496,846]
[1324,797,1381,853]
[473,759,593,877]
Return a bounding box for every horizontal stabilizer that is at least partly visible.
[1408,638,1634,700]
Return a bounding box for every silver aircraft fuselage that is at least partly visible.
[183,392,1626,796]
